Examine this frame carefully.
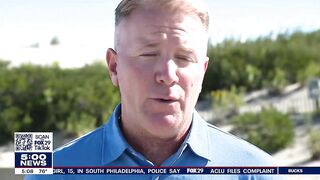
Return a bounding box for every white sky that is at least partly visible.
[0,0,319,67]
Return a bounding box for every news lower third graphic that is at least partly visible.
[14,132,53,175]
[51,167,320,175]
[13,132,320,176]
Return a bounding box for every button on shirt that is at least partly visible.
[25,104,280,180]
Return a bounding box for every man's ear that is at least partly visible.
[106,48,119,86]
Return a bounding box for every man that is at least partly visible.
[26,0,278,179]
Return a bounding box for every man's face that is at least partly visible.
[107,6,208,139]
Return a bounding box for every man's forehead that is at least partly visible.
[115,5,208,52]
[135,36,196,50]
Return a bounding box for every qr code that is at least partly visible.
[15,133,33,151]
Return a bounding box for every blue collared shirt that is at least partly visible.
[25,104,280,180]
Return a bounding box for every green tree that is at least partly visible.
[0,60,119,144]
[203,29,320,96]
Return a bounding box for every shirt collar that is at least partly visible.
[185,111,211,161]
[102,104,129,165]
[101,104,212,164]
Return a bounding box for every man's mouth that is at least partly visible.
[157,99,177,103]
[153,97,178,103]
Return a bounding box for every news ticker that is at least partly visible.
[15,166,320,175]
[14,132,320,175]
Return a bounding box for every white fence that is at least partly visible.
[239,84,317,114]
[197,84,319,122]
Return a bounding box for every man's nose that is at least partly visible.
[155,59,179,86]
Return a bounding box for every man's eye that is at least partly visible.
[175,55,193,62]
[140,53,158,57]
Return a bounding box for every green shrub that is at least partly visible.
[211,86,244,120]
[211,86,244,110]
[308,129,320,160]
[211,86,245,114]
[0,61,119,144]
[232,108,294,153]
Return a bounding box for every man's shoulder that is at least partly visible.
[53,125,105,166]
[24,127,105,180]
[203,121,275,165]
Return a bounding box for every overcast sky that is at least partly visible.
[0,0,319,67]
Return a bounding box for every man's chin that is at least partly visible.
[145,114,183,135]
[147,113,179,125]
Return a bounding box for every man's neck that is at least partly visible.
[120,117,191,166]
[137,135,188,166]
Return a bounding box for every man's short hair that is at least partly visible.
[115,0,209,32]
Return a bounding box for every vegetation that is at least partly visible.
[308,129,320,160]
[203,30,320,96]
[211,86,244,121]
[232,108,294,154]
[0,61,119,144]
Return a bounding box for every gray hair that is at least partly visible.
[114,0,209,31]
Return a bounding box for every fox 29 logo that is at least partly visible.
[15,152,52,168]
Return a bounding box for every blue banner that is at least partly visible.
[50,166,320,175]
[15,152,52,168]
[279,167,320,174]
[52,167,281,175]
